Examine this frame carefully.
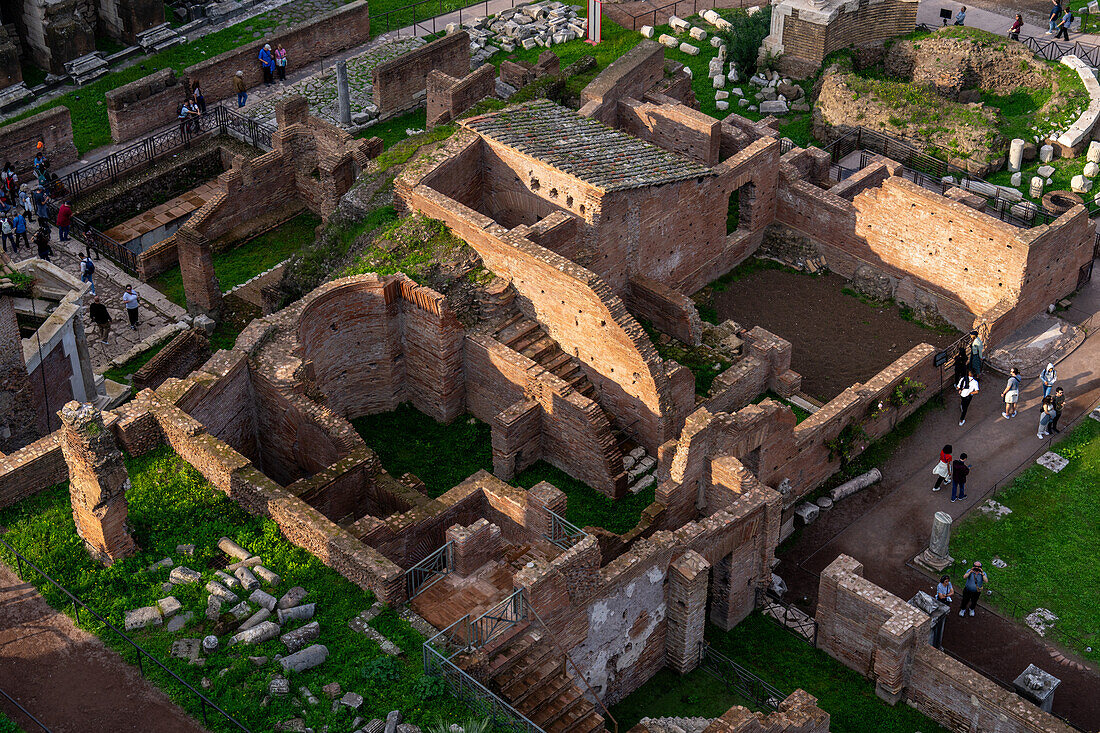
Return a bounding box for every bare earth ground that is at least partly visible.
[714,270,957,401]
[0,562,205,733]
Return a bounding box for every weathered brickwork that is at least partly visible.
[132,329,212,392]
[0,108,78,183]
[578,40,666,125]
[372,31,470,120]
[105,68,188,143]
[0,433,66,510]
[426,65,496,129]
[0,296,40,454]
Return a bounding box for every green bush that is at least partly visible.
[360,655,404,684]
[412,675,450,702]
[716,7,772,77]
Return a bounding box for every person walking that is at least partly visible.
[34,220,53,262]
[234,70,248,107]
[951,452,970,502]
[1048,0,1063,32]
[1,214,14,253]
[12,209,28,251]
[1055,7,1073,39]
[1001,368,1021,418]
[957,368,979,426]
[952,345,968,387]
[56,200,72,241]
[932,444,952,491]
[32,185,48,221]
[1037,396,1056,438]
[275,44,288,82]
[954,5,966,25]
[1040,362,1057,397]
[959,561,988,616]
[89,296,111,345]
[1050,387,1066,433]
[259,44,275,86]
[1009,13,1023,40]
[122,285,140,331]
[80,254,96,295]
[968,330,983,376]
[936,575,955,605]
[192,80,206,115]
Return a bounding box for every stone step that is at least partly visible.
[496,642,556,691]
[495,316,539,347]
[538,688,587,730]
[519,334,558,363]
[64,53,109,86]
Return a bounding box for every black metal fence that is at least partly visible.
[698,642,787,711]
[0,536,252,732]
[0,686,52,732]
[617,0,762,31]
[368,0,520,37]
[756,588,818,646]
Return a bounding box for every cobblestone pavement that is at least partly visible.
[12,229,186,373]
[242,36,426,126]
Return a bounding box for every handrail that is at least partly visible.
[423,643,545,732]
[524,591,618,733]
[0,686,52,732]
[0,535,251,732]
[698,641,786,711]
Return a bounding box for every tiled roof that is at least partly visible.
[461,100,713,191]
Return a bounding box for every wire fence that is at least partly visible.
[0,536,252,733]
[698,642,787,712]
[0,685,53,732]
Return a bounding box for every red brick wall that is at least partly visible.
[132,329,212,392]
[105,69,189,144]
[0,296,39,454]
[0,108,78,182]
[578,40,665,125]
[184,0,371,106]
[625,275,703,347]
[173,352,260,463]
[426,65,496,129]
[617,99,721,167]
[0,433,66,510]
[373,31,470,120]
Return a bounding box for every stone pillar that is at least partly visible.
[524,480,565,539]
[0,294,40,453]
[176,227,222,317]
[336,60,352,126]
[666,550,710,673]
[59,401,137,565]
[915,511,953,571]
[1008,138,1025,173]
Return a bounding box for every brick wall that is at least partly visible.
[816,555,1077,732]
[774,0,917,71]
[578,40,665,125]
[105,69,189,144]
[426,65,496,129]
[96,0,164,44]
[184,0,371,106]
[617,98,721,167]
[693,690,831,732]
[0,433,66,510]
[373,31,470,120]
[625,275,703,346]
[0,108,78,183]
[132,329,212,392]
[0,296,39,454]
[29,339,74,437]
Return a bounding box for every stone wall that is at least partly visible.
[617,98,721,167]
[0,295,39,454]
[11,0,94,72]
[96,0,164,44]
[0,26,21,91]
[373,31,470,120]
[0,433,65,509]
[816,555,1077,733]
[105,69,189,144]
[184,0,371,106]
[426,64,496,129]
[691,690,831,732]
[0,107,78,183]
[132,329,212,392]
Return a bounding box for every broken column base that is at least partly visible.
[914,548,953,573]
[73,498,137,566]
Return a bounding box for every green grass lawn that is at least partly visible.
[0,446,469,732]
[514,461,655,534]
[948,418,1100,662]
[150,212,320,308]
[613,614,949,732]
[102,340,169,384]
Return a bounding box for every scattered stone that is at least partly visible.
[226,556,263,572]
[1024,608,1059,637]
[640,25,654,38]
[323,682,342,699]
[206,597,224,622]
[281,644,329,672]
[171,638,202,662]
[240,608,272,631]
[992,556,1008,568]
[1086,162,1100,178]
[254,566,281,585]
[712,75,725,89]
[1010,172,1022,187]
[250,588,278,611]
[161,582,175,594]
[274,719,305,733]
[215,570,241,590]
[815,496,834,510]
[385,710,402,733]
[218,536,251,561]
[203,635,219,652]
[278,587,309,610]
[206,581,239,604]
[658,34,677,48]
[147,557,173,572]
[300,686,320,705]
[249,656,269,667]
[716,91,729,100]
[979,499,1013,519]
[1039,144,1055,163]
[759,99,789,114]
[629,474,656,494]
[231,621,281,646]
[1037,451,1069,472]
[829,468,881,501]
[278,603,316,625]
[678,42,699,56]
[269,675,291,696]
[794,502,820,526]
[201,677,212,690]
[283,621,321,653]
[669,15,689,31]
[1071,174,1092,194]
[1030,177,1044,198]
[157,597,182,618]
[355,624,402,656]
[176,544,195,555]
[234,566,261,591]
[341,692,364,710]
[689,26,706,41]
[169,566,201,584]
[228,601,253,621]
[124,606,163,631]
[166,611,194,633]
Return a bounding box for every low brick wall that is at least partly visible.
[106,69,189,144]
[132,329,212,392]
[0,433,66,510]
[0,108,78,182]
[426,64,495,129]
[625,275,703,347]
[373,31,469,120]
[578,40,664,125]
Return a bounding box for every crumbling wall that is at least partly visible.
[617,98,721,167]
[373,31,470,120]
[96,0,163,44]
[625,275,703,346]
[693,690,830,732]
[578,40,665,125]
[0,107,78,183]
[12,0,95,72]
[0,434,65,509]
[132,329,212,392]
[105,69,187,143]
[427,65,495,129]
[0,296,39,454]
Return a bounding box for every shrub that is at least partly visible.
[360,656,403,684]
[717,7,773,76]
[412,675,449,702]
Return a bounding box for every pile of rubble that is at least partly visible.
[456,1,587,65]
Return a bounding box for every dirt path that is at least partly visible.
[0,562,207,733]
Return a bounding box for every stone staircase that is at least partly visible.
[477,626,605,733]
[64,53,109,86]
[623,445,657,494]
[492,313,598,401]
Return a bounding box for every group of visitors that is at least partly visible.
[1000,363,1065,438]
[931,443,971,502]
[84,285,142,348]
[0,169,57,261]
[1048,0,1075,39]
[177,80,207,135]
[233,43,289,108]
[936,562,989,618]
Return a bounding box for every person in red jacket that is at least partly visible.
[56,201,72,241]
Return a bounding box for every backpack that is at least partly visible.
[84,258,95,275]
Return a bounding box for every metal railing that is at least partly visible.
[756,588,817,646]
[45,199,138,274]
[423,644,545,733]
[913,22,1100,66]
[0,536,251,732]
[469,588,528,648]
[368,0,521,38]
[698,642,787,712]
[541,506,587,550]
[65,106,273,198]
[617,0,763,31]
[0,686,52,732]
[404,540,453,599]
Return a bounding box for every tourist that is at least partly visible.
[122,285,140,330]
[956,368,979,426]
[1009,13,1023,40]
[56,200,72,241]
[178,98,193,135]
[34,219,53,262]
[80,254,96,295]
[1037,395,1056,438]
[1,214,13,253]
[192,80,206,115]
[32,185,49,220]
[275,44,288,82]
[89,296,111,345]
[1050,387,1066,433]
[19,184,33,216]
[1048,0,1062,32]
[33,150,49,186]
[951,452,970,502]
[12,209,28,250]
[0,161,16,199]
[952,345,968,386]
[936,575,954,604]
[234,70,248,107]
[1001,368,1021,418]
[259,44,275,86]
[932,444,952,491]
[968,330,983,375]
[954,5,966,25]
[959,561,987,617]
[1055,7,1073,39]
[1040,362,1057,397]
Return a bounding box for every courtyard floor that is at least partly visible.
[710,267,957,402]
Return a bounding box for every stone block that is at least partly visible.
[1039,144,1055,162]
[250,588,278,611]
[230,620,280,646]
[280,644,329,672]
[794,502,819,526]
[254,566,281,585]
[124,606,162,631]
[278,587,308,609]
[689,27,707,41]
[658,34,677,48]
[157,596,182,617]
[640,25,654,38]
[277,603,316,624]
[282,620,321,653]
[169,566,201,584]
[759,100,789,114]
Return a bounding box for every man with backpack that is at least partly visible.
[80,255,96,295]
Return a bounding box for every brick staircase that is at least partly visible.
[476,626,605,733]
[492,314,599,401]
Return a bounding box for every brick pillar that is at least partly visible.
[492,399,542,483]
[446,519,501,576]
[0,295,40,453]
[666,550,710,673]
[59,401,136,565]
[524,479,565,539]
[176,228,221,317]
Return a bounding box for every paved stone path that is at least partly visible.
[0,562,207,733]
[917,0,1100,43]
[778,261,1100,729]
